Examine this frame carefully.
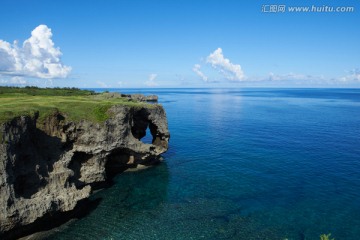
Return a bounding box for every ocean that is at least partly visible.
[47,88,360,240]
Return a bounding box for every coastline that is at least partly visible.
[0,88,170,239]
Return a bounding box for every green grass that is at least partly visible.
[0,86,95,96]
[0,87,152,126]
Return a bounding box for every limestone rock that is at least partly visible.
[0,104,170,239]
[121,94,158,102]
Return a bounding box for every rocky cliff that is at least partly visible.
[0,104,170,239]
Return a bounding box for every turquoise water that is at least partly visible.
[49,88,360,240]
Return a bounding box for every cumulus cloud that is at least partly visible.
[0,24,71,79]
[145,73,159,87]
[192,48,245,82]
[192,64,208,82]
[206,48,245,81]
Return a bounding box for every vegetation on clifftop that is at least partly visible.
[0,86,95,96]
[0,86,151,125]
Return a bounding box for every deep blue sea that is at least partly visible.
[48,88,360,240]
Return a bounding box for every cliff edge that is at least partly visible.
[0,102,170,239]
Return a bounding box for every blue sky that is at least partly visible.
[0,0,359,88]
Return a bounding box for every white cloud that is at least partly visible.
[145,73,159,87]
[206,48,245,81]
[193,48,359,86]
[268,72,319,81]
[0,76,27,85]
[339,68,360,82]
[192,64,208,82]
[267,70,360,84]
[149,73,157,82]
[0,25,71,79]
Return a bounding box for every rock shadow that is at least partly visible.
[1,197,103,240]
[11,128,64,199]
[68,151,94,189]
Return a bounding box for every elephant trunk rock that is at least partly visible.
[0,104,170,239]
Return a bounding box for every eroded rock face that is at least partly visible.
[0,104,170,239]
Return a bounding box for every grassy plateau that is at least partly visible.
[0,86,149,125]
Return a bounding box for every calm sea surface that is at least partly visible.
[48,88,360,240]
